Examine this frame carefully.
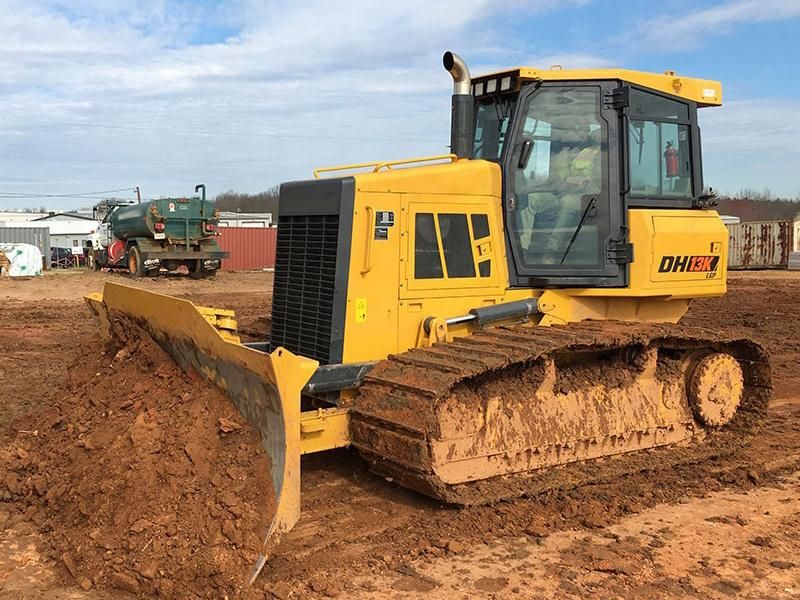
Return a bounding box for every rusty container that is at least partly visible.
[726,220,796,269]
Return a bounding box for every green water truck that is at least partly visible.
[89,184,229,277]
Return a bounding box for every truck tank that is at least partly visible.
[110,197,218,241]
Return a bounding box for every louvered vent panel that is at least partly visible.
[271,214,339,364]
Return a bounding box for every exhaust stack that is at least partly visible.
[443,51,474,159]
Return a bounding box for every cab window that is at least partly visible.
[473,97,513,160]
[628,88,693,199]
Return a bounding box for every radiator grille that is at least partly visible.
[271,214,340,364]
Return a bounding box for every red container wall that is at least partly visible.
[217,227,277,271]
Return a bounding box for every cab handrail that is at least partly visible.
[313,154,458,179]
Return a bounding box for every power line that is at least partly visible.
[1,119,444,144]
[0,186,136,197]
[0,154,309,167]
[0,187,138,199]
[0,196,139,201]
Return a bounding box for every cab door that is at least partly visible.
[504,81,628,288]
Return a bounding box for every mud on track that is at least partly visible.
[1,269,799,598]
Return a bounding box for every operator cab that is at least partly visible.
[459,62,721,288]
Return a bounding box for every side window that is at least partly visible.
[628,89,693,198]
[414,213,443,279]
[473,98,513,160]
[412,211,493,282]
[629,89,689,120]
[438,214,475,278]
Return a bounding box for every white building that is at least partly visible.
[6,213,101,251]
[217,211,273,228]
[40,220,101,250]
[0,211,48,224]
[35,211,95,221]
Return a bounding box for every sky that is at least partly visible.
[1,0,799,210]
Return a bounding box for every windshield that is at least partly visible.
[473,96,515,160]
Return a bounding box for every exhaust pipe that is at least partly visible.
[443,51,474,159]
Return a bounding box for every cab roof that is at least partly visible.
[472,67,722,107]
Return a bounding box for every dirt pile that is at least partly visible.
[1,320,275,598]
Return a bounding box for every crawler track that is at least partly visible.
[350,321,771,504]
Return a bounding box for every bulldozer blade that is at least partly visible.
[84,282,318,581]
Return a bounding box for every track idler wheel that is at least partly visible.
[689,353,744,427]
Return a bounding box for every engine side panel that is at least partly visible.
[341,160,538,364]
[629,208,728,295]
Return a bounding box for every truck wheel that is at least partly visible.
[189,259,204,280]
[127,246,144,277]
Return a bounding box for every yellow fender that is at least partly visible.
[85,282,317,582]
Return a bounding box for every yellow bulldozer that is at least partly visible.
[86,52,771,581]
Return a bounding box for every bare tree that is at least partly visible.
[717,194,800,222]
[214,186,280,214]
[734,187,774,201]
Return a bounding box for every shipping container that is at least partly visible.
[720,215,741,226]
[217,227,276,271]
[726,219,798,269]
[0,226,51,264]
[795,220,800,251]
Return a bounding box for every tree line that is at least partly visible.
[716,188,800,222]
[213,186,280,214]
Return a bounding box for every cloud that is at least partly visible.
[629,0,800,52]
[700,99,800,196]
[0,0,602,208]
[2,0,795,208]
[522,53,614,70]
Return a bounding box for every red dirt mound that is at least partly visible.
[1,320,275,598]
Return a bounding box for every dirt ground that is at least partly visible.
[1,269,799,599]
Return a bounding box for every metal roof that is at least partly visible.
[473,67,722,106]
